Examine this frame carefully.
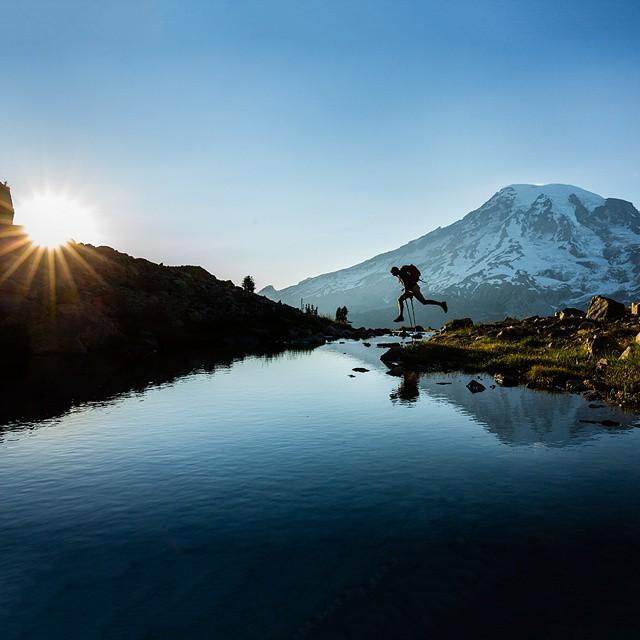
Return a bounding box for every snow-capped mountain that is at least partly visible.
[261,184,640,326]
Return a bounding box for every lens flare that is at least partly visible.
[18,192,99,249]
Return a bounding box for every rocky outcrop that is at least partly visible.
[586,295,627,321]
[443,318,473,331]
[556,307,585,321]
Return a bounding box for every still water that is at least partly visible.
[1,341,639,639]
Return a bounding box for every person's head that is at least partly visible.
[390,266,400,276]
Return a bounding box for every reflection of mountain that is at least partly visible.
[0,347,289,434]
[417,374,633,447]
[323,341,635,447]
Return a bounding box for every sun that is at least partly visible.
[18,192,99,249]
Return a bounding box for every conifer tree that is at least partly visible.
[242,275,256,293]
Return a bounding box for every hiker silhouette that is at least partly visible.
[390,265,447,323]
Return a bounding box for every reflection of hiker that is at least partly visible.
[390,265,447,322]
[390,371,420,403]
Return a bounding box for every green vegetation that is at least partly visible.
[241,275,256,293]
[335,306,349,323]
[403,337,592,380]
[399,324,640,409]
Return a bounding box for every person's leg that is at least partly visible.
[412,286,447,312]
[394,292,409,321]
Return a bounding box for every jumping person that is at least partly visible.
[390,265,447,322]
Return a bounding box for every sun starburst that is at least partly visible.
[18,192,99,249]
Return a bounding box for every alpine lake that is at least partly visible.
[2,338,639,639]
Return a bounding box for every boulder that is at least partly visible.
[630,302,640,315]
[494,373,518,387]
[585,295,627,321]
[585,334,620,357]
[497,325,530,340]
[619,346,636,360]
[557,307,585,321]
[466,379,486,393]
[385,365,405,377]
[380,345,403,364]
[443,318,473,331]
[352,367,370,373]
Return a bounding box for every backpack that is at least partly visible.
[400,264,421,287]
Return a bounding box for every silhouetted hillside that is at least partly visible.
[0,228,353,358]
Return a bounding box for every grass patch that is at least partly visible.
[605,350,640,395]
[404,338,591,377]
[397,320,640,409]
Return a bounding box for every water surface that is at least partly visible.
[1,341,639,639]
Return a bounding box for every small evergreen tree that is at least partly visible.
[242,275,256,293]
[335,306,349,323]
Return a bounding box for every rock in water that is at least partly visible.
[385,365,404,377]
[380,346,403,364]
[466,379,486,393]
[352,367,370,373]
[586,295,627,321]
[494,373,518,387]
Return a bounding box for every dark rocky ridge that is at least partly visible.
[0,228,381,359]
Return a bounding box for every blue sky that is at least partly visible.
[1,0,639,288]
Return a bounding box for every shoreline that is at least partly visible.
[380,302,640,412]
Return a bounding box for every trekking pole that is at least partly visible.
[409,298,416,331]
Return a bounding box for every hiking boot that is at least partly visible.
[393,315,404,322]
[441,301,448,313]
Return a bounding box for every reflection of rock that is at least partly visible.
[390,371,420,403]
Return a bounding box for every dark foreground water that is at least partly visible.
[1,340,639,639]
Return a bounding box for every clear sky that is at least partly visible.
[1,0,639,289]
